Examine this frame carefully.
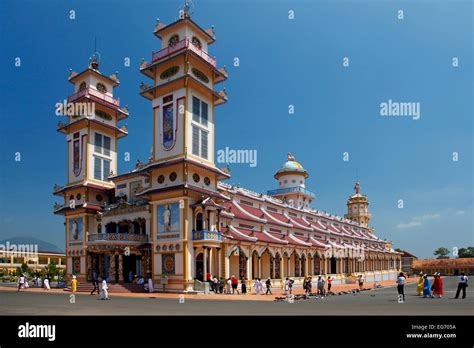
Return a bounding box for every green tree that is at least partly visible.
[457,247,474,258]
[44,262,59,278]
[434,247,450,259]
[15,262,29,276]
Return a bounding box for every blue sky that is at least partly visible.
[0,0,472,258]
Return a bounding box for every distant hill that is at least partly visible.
[0,236,64,254]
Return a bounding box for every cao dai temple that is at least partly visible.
[53,6,401,291]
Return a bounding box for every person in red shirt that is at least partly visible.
[231,275,239,294]
[327,276,333,293]
[206,272,211,282]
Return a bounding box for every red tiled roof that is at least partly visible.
[283,234,312,247]
[412,258,474,269]
[256,231,288,245]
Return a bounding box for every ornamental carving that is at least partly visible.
[191,68,209,84]
[160,66,179,80]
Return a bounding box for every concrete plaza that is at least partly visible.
[0,276,472,315]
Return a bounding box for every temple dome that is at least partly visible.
[274,153,308,179]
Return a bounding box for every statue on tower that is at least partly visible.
[287,152,295,161]
[354,181,361,195]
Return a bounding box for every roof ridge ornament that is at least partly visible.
[287,152,295,161]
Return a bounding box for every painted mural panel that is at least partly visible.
[157,203,179,233]
[161,254,175,274]
[69,217,84,241]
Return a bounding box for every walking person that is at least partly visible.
[44,276,51,290]
[226,278,232,294]
[218,277,224,294]
[455,273,468,299]
[91,271,99,295]
[396,272,406,301]
[212,276,219,294]
[100,278,109,300]
[288,278,294,295]
[231,275,239,294]
[317,276,326,296]
[265,278,272,295]
[306,276,312,297]
[432,273,444,298]
[327,276,332,293]
[416,271,424,295]
[71,275,78,293]
[241,278,247,294]
[357,274,364,290]
[284,277,290,296]
[422,274,433,298]
[18,274,25,292]
[254,278,262,295]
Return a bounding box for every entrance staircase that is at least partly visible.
[73,282,146,293]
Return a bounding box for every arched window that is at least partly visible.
[168,34,179,46]
[191,36,201,49]
[96,82,107,93]
[133,220,141,234]
[79,81,87,91]
[105,222,117,234]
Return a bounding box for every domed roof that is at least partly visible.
[274,153,308,179]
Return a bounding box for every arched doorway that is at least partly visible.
[195,253,204,281]
[330,257,337,274]
[196,213,203,231]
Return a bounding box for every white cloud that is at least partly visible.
[413,214,440,221]
[397,221,422,229]
[396,213,440,229]
[456,210,465,215]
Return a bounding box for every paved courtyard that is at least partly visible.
[0,276,471,315]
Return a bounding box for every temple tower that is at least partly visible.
[138,4,229,291]
[53,54,129,281]
[268,153,315,209]
[345,181,372,227]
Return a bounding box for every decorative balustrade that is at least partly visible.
[266,186,316,198]
[68,87,120,107]
[88,233,148,243]
[192,230,222,242]
[151,38,216,67]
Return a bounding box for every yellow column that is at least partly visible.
[258,256,262,278]
[209,248,213,276]
[183,199,189,282]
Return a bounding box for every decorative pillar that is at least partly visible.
[287,257,291,277]
[246,256,251,282]
[280,257,284,279]
[118,253,124,282]
[209,248,214,276]
[216,248,221,278]
[224,254,230,279]
[258,256,262,278]
[109,253,116,283]
[203,247,207,281]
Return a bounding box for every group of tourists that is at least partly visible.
[17,274,52,291]
[416,272,444,298]
[414,271,468,299]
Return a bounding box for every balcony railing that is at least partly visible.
[152,38,217,67]
[68,87,120,108]
[88,233,148,243]
[192,230,222,242]
[267,186,316,198]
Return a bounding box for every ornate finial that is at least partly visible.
[287,152,295,161]
[354,181,361,194]
[89,51,100,70]
[182,0,191,18]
